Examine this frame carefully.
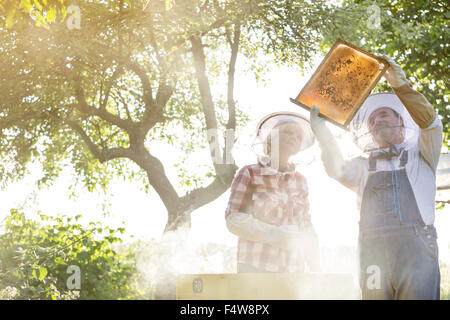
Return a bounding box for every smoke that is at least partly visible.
[131,226,361,299]
[133,227,237,299]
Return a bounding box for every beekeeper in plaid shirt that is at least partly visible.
[225,112,320,273]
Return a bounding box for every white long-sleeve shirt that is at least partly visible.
[316,82,444,225]
[339,114,443,225]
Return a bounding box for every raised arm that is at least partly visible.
[310,106,364,191]
[380,54,443,171]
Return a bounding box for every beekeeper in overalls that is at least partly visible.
[309,54,443,299]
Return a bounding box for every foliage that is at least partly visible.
[0,0,71,28]
[0,209,146,299]
[1,2,447,191]
[322,0,449,147]
[0,0,332,187]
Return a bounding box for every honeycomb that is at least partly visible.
[296,43,385,125]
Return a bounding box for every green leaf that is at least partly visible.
[61,6,66,19]
[38,267,47,280]
[19,0,32,12]
[6,8,16,28]
[46,7,56,23]
[165,0,174,11]
[33,0,42,11]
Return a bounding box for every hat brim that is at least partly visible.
[256,111,315,151]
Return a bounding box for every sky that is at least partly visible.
[1,52,449,267]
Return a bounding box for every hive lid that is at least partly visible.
[290,39,389,130]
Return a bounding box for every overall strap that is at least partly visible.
[399,149,408,168]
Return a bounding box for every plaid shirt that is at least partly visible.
[225,162,312,272]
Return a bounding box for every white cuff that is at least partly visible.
[424,112,442,130]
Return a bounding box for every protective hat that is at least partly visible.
[349,93,419,152]
[252,111,315,166]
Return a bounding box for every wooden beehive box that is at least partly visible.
[176,273,358,300]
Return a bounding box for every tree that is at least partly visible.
[1,0,348,298]
[321,0,449,147]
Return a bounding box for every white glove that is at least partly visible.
[277,224,306,250]
[280,225,300,233]
[226,213,306,250]
[377,54,408,88]
[309,105,328,143]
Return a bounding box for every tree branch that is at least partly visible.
[190,37,218,131]
[226,24,240,131]
[129,145,181,214]
[180,164,238,213]
[191,35,223,171]
[124,60,154,108]
[0,111,41,129]
[73,77,136,133]
[173,17,226,48]
[221,23,240,165]
[63,118,133,163]
[101,65,123,110]
[122,58,168,138]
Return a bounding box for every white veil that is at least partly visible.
[349,93,420,153]
[252,111,315,168]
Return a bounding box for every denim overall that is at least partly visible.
[358,149,440,299]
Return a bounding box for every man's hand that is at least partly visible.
[378,54,408,88]
[310,105,325,131]
[309,105,328,142]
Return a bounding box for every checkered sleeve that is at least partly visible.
[296,173,312,229]
[225,166,252,218]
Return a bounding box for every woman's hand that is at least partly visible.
[277,225,308,251]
